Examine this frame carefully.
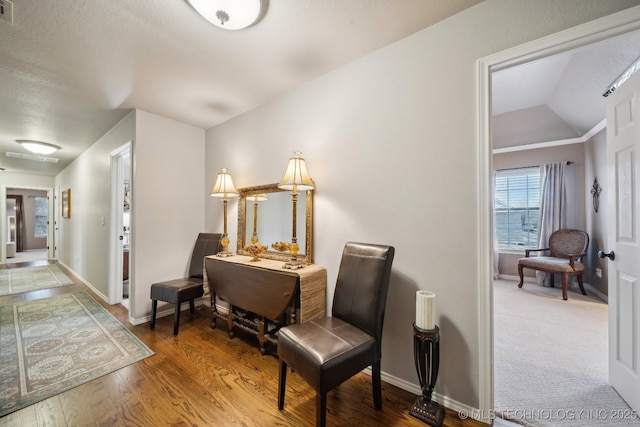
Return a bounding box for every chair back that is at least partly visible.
[549,229,589,259]
[188,233,223,278]
[332,242,395,351]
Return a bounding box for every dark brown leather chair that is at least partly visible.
[277,242,395,427]
[150,233,222,335]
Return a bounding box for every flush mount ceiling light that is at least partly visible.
[186,0,267,30]
[16,139,61,155]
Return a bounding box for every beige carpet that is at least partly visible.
[0,264,74,296]
[0,291,153,416]
[493,279,639,426]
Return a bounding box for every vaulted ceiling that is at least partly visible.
[492,29,640,151]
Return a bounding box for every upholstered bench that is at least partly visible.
[517,229,589,300]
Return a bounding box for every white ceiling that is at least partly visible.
[492,29,640,150]
[0,0,483,176]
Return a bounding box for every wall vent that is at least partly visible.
[0,0,13,24]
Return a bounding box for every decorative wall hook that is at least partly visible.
[591,178,602,213]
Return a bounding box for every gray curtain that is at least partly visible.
[492,171,500,279]
[537,162,567,286]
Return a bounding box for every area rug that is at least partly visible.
[0,264,74,296]
[493,279,638,426]
[0,291,153,416]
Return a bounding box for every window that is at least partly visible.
[494,167,540,249]
[34,197,48,238]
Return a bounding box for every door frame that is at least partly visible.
[108,141,132,305]
[476,8,640,417]
[1,185,55,263]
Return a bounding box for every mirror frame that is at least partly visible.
[236,183,314,263]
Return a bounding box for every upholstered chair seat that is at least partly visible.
[150,233,222,335]
[517,229,589,300]
[278,242,395,427]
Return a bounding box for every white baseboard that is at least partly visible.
[361,367,489,424]
[57,260,109,302]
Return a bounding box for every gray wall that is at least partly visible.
[204,0,640,410]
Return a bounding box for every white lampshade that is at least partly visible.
[210,168,239,198]
[17,140,61,155]
[186,0,267,31]
[247,194,268,203]
[278,152,315,192]
[416,291,436,330]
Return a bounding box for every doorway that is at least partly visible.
[476,11,640,419]
[109,142,132,309]
[4,187,53,264]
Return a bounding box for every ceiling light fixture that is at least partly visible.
[186,0,267,31]
[16,140,61,155]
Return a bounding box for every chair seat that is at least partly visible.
[150,278,204,304]
[518,257,584,273]
[278,317,375,393]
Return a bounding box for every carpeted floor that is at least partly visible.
[0,291,153,416]
[0,264,74,296]
[493,279,639,426]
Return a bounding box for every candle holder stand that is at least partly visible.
[409,323,445,426]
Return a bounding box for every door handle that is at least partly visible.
[597,250,615,260]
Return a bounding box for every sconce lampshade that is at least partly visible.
[278,152,315,192]
[210,168,239,198]
[247,194,268,203]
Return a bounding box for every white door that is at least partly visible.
[606,68,640,412]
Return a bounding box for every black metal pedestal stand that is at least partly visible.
[409,323,445,426]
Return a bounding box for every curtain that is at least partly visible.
[537,162,567,286]
[492,171,500,279]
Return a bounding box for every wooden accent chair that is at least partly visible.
[150,233,222,335]
[277,242,395,427]
[517,229,589,300]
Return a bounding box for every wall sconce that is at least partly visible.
[210,168,239,257]
[247,194,268,244]
[277,151,314,269]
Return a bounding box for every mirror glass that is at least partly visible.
[237,183,313,263]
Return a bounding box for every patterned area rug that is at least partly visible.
[0,291,153,416]
[0,264,74,296]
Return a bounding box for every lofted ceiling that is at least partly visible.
[0,0,483,176]
[492,29,640,151]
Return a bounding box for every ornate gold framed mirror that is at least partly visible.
[236,183,313,263]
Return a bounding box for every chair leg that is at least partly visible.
[561,274,569,301]
[372,359,382,409]
[189,299,196,313]
[316,392,327,427]
[278,360,287,410]
[517,264,525,288]
[550,273,555,288]
[577,274,587,295]
[150,300,157,329]
[174,302,181,335]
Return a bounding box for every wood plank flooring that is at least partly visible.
[0,261,485,427]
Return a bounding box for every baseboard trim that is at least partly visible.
[361,367,488,423]
[57,261,109,302]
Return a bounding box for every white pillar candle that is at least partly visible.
[416,291,436,330]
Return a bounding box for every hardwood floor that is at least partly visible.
[0,262,485,427]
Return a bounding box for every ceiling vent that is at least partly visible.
[6,152,60,163]
[0,0,13,24]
